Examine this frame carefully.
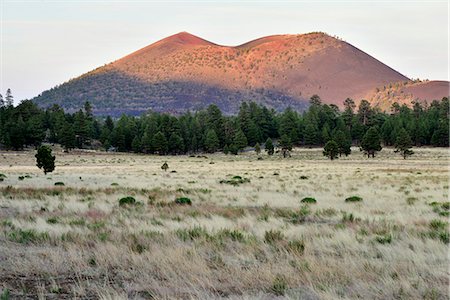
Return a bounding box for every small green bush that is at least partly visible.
[219,175,250,186]
[46,217,59,224]
[429,219,447,231]
[54,182,65,186]
[119,196,136,206]
[345,196,363,202]
[287,239,305,255]
[264,230,285,244]
[301,197,317,204]
[18,176,25,181]
[375,234,392,244]
[111,182,119,186]
[299,175,308,180]
[271,275,288,296]
[174,197,192,205]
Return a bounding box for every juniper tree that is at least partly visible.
[35,145,55,174]
[265,138,274,156]
[323,140,339,160]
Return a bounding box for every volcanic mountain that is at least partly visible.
[31,32,448,115]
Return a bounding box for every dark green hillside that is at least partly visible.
[31,70,308,116]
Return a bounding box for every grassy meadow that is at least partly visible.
[0,147,449,299]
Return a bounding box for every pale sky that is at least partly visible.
[1,0,449,104]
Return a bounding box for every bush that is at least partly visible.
[219,175,250,186]
[54,182,65,186]
[18,176,25,181]
[286,239,305,255]
[301,197,317,204]
[264,230,285,244]
[345,196,363,202]
[375,234,392,244]
[299,175,308,180]
[174,197,192,205]
[271,275,288,296]
[46,217,59,224]
[119,196,136,206]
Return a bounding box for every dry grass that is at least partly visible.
[0,147,449,299]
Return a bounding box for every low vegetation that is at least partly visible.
[0,148,448,298]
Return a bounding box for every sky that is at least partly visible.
[1,0,449,104]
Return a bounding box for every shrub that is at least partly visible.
[161,162,169,172]
[406,197,418,205]
[119,196,136,206]
[299,175,308,180]
[286,239,305,255]
[217,229,246,242]
[219,175,250,186]
[54,182,65,186]
[46,217,59,224]
[18,176,25,181]
[375,234,392,244]
[264,230,285,244]
[301,197,317,204]
[174,197,192,205]
[271,275,288,296]
[111,182,119,186]
[429,219,447,231]
[345,196,363,202]
[176,226,209,241]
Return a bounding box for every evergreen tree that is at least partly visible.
[323,140,339,160]
[334,130,351,156]
[168,133,184,154]
[265,138,274,156]
[60,122,76,151]
[0,94,4,107]
[303,121,318,146]
[361,127,382,158]
[204,129,219,153]
[255,143,261,155]
[394,128,414,159]
[153,131,168,155]
[141,132,153,153]
[35,145,55,174]
[131,136,142,153]
[233,129,248,152]
[279,134,292,158]
[358,99,373,126]
[5,89,13,107]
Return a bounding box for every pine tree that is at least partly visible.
[131,136,142,153]
[394,128,414,159]
[60,122,76,151]
[279,134,292,158]
[0,94,4,107]
[169,133,184,154]
[204,129,219,153]
[323,140,339,160]
[5,89,13,107]
[153,131,168,155]
[361,127,382,158]
[35,145,55,174]
[265,138,274,156]
[334,130,351,156]
[233,129,248,152]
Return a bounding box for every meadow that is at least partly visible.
[0,147,448,299]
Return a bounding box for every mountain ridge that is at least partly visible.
[31,31,448,115]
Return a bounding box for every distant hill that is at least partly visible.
[366,80,449,110]
[31,31,447,115]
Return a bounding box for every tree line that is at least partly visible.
[0,90,448,156]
